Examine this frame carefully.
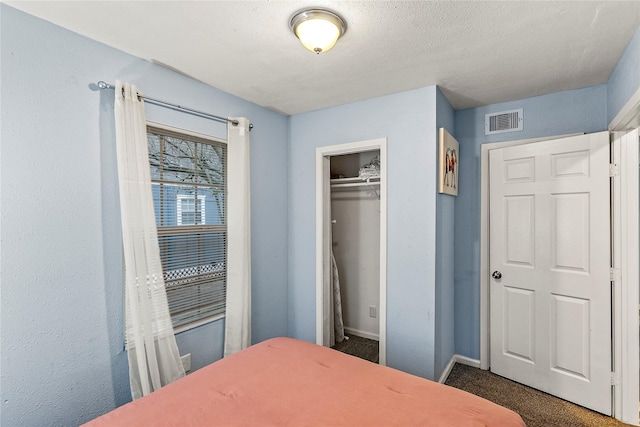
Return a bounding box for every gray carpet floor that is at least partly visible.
[445,363,631,427]
[331,334,379,363]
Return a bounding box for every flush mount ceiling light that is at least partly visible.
[290,8,347,54]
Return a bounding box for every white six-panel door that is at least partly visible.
[489,132,611,415]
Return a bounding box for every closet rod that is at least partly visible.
[96,81,253,130]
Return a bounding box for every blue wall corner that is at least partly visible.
[434,87,456,379]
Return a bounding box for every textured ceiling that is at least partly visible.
[5,1,640,115]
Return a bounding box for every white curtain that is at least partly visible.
[224,117,252,357]
[114,81,185,400]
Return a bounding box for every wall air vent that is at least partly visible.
[485,108,523,135]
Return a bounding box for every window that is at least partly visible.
[177,195,206,225]
[147,124,227,331]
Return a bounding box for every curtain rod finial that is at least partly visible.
[231,120,254,131]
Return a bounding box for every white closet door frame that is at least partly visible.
[315,138,387,366]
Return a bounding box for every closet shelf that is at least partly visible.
[330,176,380,189]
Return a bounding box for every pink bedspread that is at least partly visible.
[85,337,525,426]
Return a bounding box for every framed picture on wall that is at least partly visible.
[438,128,459,196]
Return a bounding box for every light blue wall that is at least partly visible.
[0,5,288,425]
[607,26,640,125]
[288,86,440,379]
[434,88,456,379]
[453,85,607,359]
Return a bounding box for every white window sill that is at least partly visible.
[174,313,226,335]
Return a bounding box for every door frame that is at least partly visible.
[480,128,639,423]
[315,138,387,366]
[608,87,640,425]
[611,128,639,424]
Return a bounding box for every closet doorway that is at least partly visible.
[315,138,387,366]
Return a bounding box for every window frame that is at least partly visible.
[146,121,227,333]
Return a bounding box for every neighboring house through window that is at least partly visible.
[147,124,227,332]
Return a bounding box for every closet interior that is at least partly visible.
[329,150,381,361]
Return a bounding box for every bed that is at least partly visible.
[85,337,525,426]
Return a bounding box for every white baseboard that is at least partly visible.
[438,354,482,384]
[438,355,457,383]
[344,327,379,341]
[455,354,481,369]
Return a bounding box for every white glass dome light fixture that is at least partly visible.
[290,8,347,54]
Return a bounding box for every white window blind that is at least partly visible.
[147,125,227,330]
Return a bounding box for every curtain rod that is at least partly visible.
[96,81,253,130]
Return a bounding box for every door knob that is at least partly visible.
[492,271,502,280]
